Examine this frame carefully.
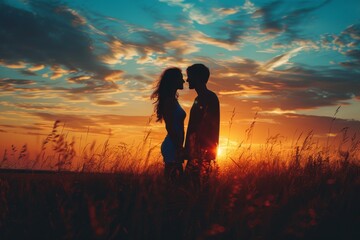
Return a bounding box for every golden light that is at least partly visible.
[217,146,225,158]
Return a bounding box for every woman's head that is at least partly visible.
[158,67,184,92]
[151,67,184,122]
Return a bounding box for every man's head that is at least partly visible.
[186,63,210,89]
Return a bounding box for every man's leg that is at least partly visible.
[185,159,201,188]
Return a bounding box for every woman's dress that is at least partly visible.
[161,101,186,163]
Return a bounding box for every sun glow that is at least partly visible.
[217,146,225,158]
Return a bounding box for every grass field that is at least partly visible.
[1,121,360,239]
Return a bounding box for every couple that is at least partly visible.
[151,63,220,186]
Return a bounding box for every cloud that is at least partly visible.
[66,80,119,95]
[213,7,240,16]
[19,125,45,131]
[0,81,63,99]
[253,0,331,40]
[0,60,27,69]
[252,0,284,34]
[198,56,360,111]
[49,65,74,80]
[20,70,38,76]
[165,39,199,55]
[28,64,45,72]
[321,24,360,51]
[156,18,246,51]
[0,78,38,95]
[259,46,303,72]
[261,67,359,110]
[93,100,124,106]
[1,122,63,136]
[8,103,93,117]
[261,108,296,115]
[104,70,123,81]
[340,49,360,68]
[32,112,99,131]
[191,31,240,51]
[102,40,140,64]
[0,76,119,104]
[149,1,328,52]
[0,0,120,80]
[101,30,171,65]
[68,75,92,84]
[58,7,87,27]
[100,3,249,65]
[316,23,360,69]
[242,0,257,14]
[122,74,153,85]
[159,0,240,25]
[101,27,203,67]
[208,17,249,48]
[30,112,153,136]
[24,132,48,136]
[91,115,152,126]
[345,24,360,41]
[0,79,36,86]
[0,101,67,111]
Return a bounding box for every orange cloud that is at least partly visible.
[213,7,240,16]
[57,7,87,26]
[192,31,240,50]
[0,60,26,69]
[49,65,74,80]
[93,100,125,106]
[28,64,45,71]
[258,47,303,73]
[165,39,199,55]
[102,40,139,64]
[104,70,123,81]
[68,75,92,83]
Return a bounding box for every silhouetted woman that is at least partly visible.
[151,67,186,183]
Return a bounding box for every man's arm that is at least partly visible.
[200,93,220,160]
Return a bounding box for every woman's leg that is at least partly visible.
[164,162,184,184]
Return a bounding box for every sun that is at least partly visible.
[217,146,225,158]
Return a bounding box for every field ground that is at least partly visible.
[1,158,360,240]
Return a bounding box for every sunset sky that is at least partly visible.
[1,0,360,155]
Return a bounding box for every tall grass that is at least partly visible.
[1,109,359,173]
[0,119,163,173]
[0,115,359,239]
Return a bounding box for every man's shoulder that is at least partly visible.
[207,90,219,103]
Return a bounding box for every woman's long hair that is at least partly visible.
[151,67,181,122]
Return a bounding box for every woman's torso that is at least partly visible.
[171,100,186,136]
[161,101,186,162]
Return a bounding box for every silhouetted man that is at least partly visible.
[184,63,220,188]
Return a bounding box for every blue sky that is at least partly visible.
[0,0,359,151]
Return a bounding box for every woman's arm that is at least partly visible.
[163,102,183,149]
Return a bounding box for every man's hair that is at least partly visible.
[187,63,210,84]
